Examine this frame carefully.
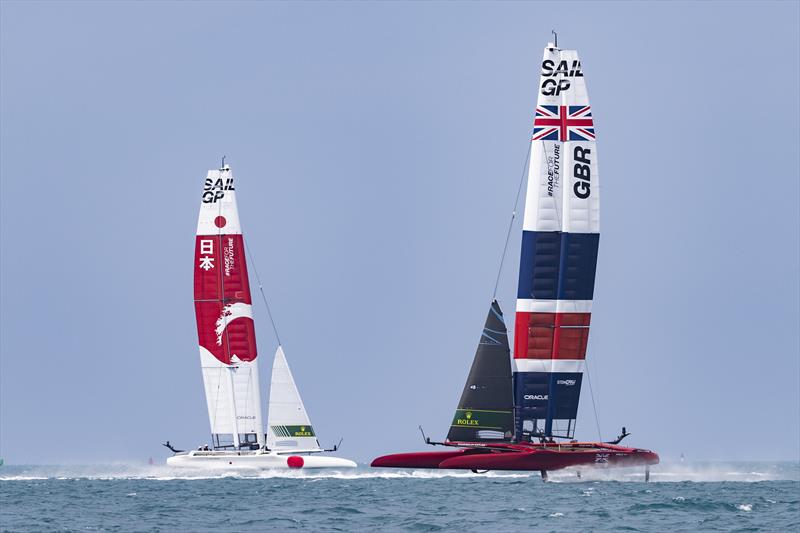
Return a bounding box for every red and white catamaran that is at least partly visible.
[371,40,659,479]
[165,164,355,470]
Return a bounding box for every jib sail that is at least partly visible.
[194,165,264,450]
[447,300,514,443]
[513,43,600,440]
[266,346,321,451]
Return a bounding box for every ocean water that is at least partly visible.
[1,462,798,532]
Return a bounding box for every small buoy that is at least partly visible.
[287,456,304,468]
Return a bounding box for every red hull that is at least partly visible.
[371,441,659,472]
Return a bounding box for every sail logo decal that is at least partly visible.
[272,425,316,437]
[202,176,235,203]
[573,146,592,199]
[215,302,254,345]
[556,379,576,386]
[524,394,548,400]
[533,106,594,142]
[199,239,215,271]
[451,409,512,429]
[455,410,478,426]
[223,236,235,276]
[198,237,237,275]
[546,144,561,197]
[540,59,583,96]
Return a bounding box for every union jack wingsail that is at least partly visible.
[513,42,600,440]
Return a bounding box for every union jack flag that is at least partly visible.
[532,105,595,142]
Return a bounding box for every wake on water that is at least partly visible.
[1,461,797,482]
[3,462,797,532]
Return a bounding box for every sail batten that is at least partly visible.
[513,43,600,441]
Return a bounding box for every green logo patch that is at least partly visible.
[450,409,513,430]
[271,425,316,438]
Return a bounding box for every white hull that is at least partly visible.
[166,450,357,470]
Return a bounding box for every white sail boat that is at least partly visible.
[166,163,356,470]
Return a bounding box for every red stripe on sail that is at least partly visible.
[514,311,591,360]
[194,234,257,364]
[194,301,257,364]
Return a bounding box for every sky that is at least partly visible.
[1,1,798,465]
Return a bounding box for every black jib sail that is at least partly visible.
[446,300,515,442]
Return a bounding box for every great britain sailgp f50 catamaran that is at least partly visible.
[371,40,659,479]
[165,164,356,470]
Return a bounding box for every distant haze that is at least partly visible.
[1,1,798,464]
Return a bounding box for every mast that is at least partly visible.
[227,368,241,449]
[512,42,600,440]
[216,163,240,449]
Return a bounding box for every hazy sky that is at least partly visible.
[1,1,798,464]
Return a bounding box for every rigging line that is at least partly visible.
[584,360,603,442]
[492,141,532,300]
[216,165,240,446]
[243,236,282,347]
[216,168,234,366]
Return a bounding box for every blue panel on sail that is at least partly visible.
[513,372,550,418]
[517,231,599,300]
[548,372,583,420]
[517,231,561,299]
[557,233,600,301]
[514,372,550,415]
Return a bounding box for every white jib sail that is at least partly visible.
[266,346,321,451]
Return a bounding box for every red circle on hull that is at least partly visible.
[214,216,226,228]
[287,456,304,468]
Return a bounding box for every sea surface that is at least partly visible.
[1,462,798,532]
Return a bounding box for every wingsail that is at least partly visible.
[513,43,600,440]
[447,300,514,442]
[194,166,264,450]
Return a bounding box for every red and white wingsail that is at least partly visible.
[194,165,264,449]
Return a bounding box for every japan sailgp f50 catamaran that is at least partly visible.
[165,164,356,470]
[371,41,659,479]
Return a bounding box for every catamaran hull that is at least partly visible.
[371,443,659,472]
[167,452,357,470]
